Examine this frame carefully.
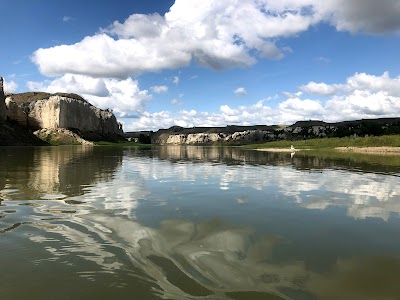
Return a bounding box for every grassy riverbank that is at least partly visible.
[243,135,400,150]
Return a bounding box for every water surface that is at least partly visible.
[1,145,400,300]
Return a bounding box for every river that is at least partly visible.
[1,145,400,300]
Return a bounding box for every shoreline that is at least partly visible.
[335,146,400,155]
[254,146,400,155]
[255,148,307,153]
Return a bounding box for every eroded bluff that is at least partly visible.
[5,93,123,141]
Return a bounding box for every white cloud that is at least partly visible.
[28,73,109,97]
[324,91,400,122]
[31,1,400,78]
[123,100,278,131]
[63,16,73,22]
[151,85,168,94]
[123,71,400,131]
[3,79,18,94]
[300,72,400,97]
[27,74,151,116]
[346,72,400,96]
[278,98,325,123]
[234,87,247,96]
[170,98,183,106]
[173,76,179,85]
[28,1,309,78]
[282,91,303,99]
[299,82,341,96]
[316,56,331,64]
[289,71,400,122]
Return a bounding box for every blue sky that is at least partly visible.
[2,0,400,131]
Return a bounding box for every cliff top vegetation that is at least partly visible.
[7,92,88,105]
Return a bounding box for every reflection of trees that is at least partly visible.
[154,145,400,174]
[2,145,400,299]
[156,145,296,166]
[127,146,400,221]
[0,146,122,199]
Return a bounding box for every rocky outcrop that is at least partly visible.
[5,93,124,142]
[0,77,7,122]
[33,128,94,145]
[0,122,49,146]
[26,96,122,135]
[146,117,400,145]
[160,131,269,145]
[5,97,28,126]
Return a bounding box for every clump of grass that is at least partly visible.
[244,135,400,149]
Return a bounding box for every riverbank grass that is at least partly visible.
[243,135,400,150]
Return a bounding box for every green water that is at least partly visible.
[1,145,400,300]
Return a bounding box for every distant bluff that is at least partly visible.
[126,118,400,145]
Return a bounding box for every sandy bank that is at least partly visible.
[255,148,307,152]
[335,147,400,155]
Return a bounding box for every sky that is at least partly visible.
[1,0,400,132]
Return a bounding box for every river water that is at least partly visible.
[1,145,400,300]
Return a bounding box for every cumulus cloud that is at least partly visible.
[234,87,247,96]
[151,85,168,94]
[318,0,400,34]
[3,79,18,94]
[300,72,400,97]
[26,1,301,78]
[122,71,400,131]
[299,82,341,96]
[278,98,325,123]
[123,100,279,131]
[27,74,151,116]
[292,71,400,122]
[31,1,400,78]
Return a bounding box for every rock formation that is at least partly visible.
[5,93,124,141]
[5,97,27,125]
[0,77,7,122]
[145,118,400,145]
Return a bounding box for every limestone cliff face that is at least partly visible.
[5,94,123,139]
[159,131,269,145]
[0,77,7,122]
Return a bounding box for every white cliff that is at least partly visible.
[160,131,269,145]
[5,94,123,139]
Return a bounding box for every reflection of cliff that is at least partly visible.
[0,146,123,199]
[3,145,400,299]
[157,145,296,166]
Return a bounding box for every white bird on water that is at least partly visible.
[290,145,295,158]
